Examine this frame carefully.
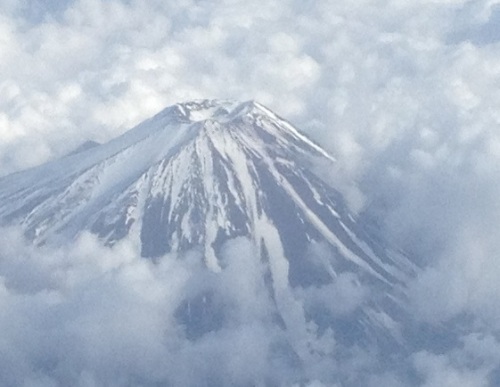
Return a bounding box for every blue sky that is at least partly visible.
[1,0,500,385]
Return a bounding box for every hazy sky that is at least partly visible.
[1,0,500,386]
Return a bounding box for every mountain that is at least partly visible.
[0,99,415,372]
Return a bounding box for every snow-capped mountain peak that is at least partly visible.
[0,100,415,352]
[0,99,406,276]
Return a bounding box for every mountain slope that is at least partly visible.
[0,99,415,358]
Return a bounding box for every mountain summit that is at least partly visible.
[0,99,414,360]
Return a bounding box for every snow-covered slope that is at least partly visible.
[0,99,415,352]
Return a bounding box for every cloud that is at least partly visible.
[0,228,421,386]
[408,224,500,325]
[412,349,491,387]
[0,230,259,385]
[0,230,338,386]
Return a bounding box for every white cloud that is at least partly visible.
[413,350,491,387]
[409,224,500,326]
[0,230,344,385]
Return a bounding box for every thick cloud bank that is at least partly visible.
[1,227,498,386]
[0,230,280,386]
[0,229,390,386]
[1,0,500,385]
